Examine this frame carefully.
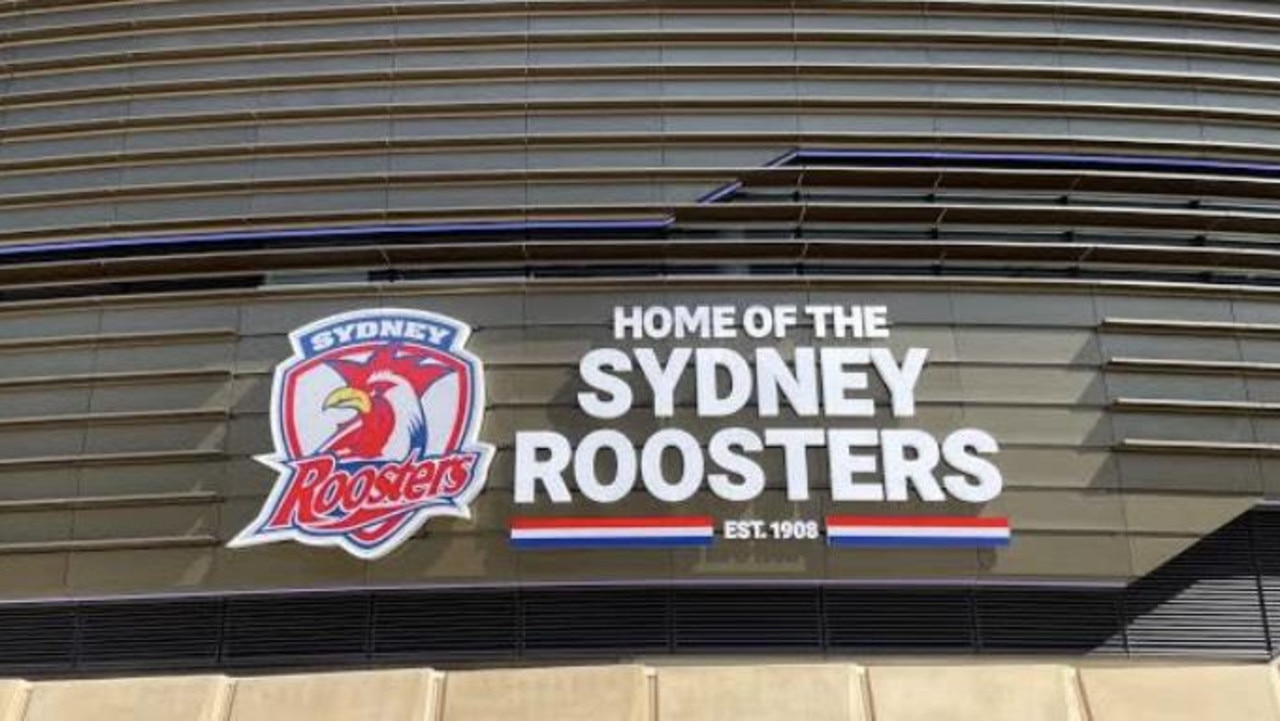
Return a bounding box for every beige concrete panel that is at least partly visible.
[519,546,674,583]
[1128,535,1208,578]
[77,459,227,497]
[1240,338,1280,364]
[1094,294,1236,323]
[0,308,99,340]
[1113,412,1255,444]
[1078,665,1280,721]
[1260,458,1280,497]
[0,385,90,420]
[23,676,229,721]
[88,377,231,413]
[219,458,278,499]
[869,665,1079,721]
[228,669,435,721]
[470,326,616,366]
[674,539,823,580]
[0,681,25,721]
[232,335,292,374]
[983,489,1125,533]
[980,532,1133,579]
[0,426,84,458]
[1251,417,1280,445]
[72,503,217,541]
[956,367,1104,405]
[0,347,94,378]
[0,553,69,600]
[882,327,958,362]
[954,328,1099,365]
[1247,377,1280,403]
[225,413,272,456]
[367,534,517,585]
[1121,494,1254,535]
[98,303,239,334]
[67,546,215,596]
[0,510,71,544]
[1231,298,1280,325]
[1108,371,1248,402]
[212,541,365,591]
[1098,333,1241,363]
[953,291,1097,327]
[83,418,227,454]
[379,292,526,329]
[656,664,866,721]
[239,298,384,335]
[1117,453,1263,494]
[93,340,235,374]
[994,448,1118,489]
[442,665,648,721]
[0,467,77,502]
[960,407,1111,446]
[912,363,963,402]
[827,544,979,580]
[229,373,272,413]
[486,366,580,406]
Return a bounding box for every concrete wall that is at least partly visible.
[3,661,1280,721]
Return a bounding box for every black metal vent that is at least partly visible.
[826,589,974,652]
[372,590,518,662]
[977,589,1125,654]
[78,599,223,670]
[0,605,75,674]
[222,593,371,666]
[673,588,823,652]
[1,509,1279,676]
[523,588,669,655]
[1125,520,1270,659]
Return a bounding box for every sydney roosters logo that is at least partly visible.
[230,308,493,560]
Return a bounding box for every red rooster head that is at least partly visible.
[319,346,453,462]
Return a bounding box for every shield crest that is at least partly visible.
[230,307,493,560]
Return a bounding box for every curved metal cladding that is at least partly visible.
[3,1,1280,614]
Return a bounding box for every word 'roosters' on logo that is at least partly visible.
[229,308,493,560]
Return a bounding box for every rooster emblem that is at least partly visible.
[321,346,453,462]
[230,307,494,560]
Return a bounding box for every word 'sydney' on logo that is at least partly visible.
[230,308,493,560]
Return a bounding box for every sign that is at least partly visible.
[233,303,1008,560]
[229,308,493,560]
[511,304,1009,549]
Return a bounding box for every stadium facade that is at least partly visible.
[6,0,1280,684]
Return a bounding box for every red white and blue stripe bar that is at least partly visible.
[510,516,716,549]
[826,516,1011,548]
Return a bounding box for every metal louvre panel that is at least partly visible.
[976,589,1125,654]
[522,588,670,654]
[9,1,1280,256]
[371,590,518,661]
[0,605,75,675]
[1249,510,1280,655]
[825,589,975,652]
[3,507,1280,676]
[221,593,371,667]
[1124,517,1271,658]
[77,599,222,669]
[672,588,823,651]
